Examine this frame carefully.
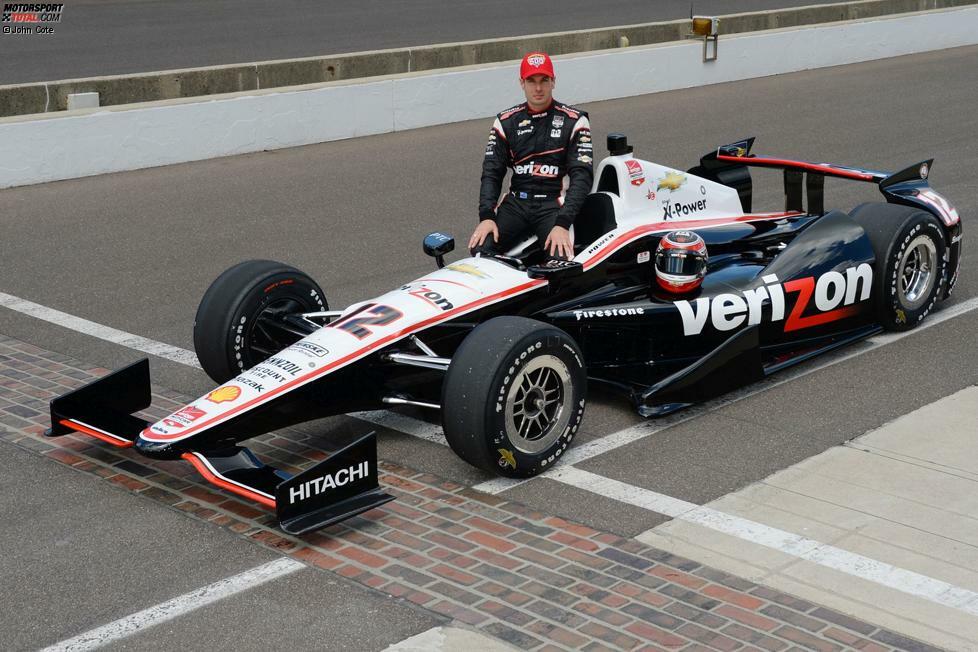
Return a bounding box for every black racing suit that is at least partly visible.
[476,100,594,256]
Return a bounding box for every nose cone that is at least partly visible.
[135,431,182,459]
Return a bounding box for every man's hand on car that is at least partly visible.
[469,219,500,251]
[545,226,573,259]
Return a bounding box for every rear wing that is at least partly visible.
[690,138,959,228]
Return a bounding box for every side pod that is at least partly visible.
[635,326,763,416]
[46,359,395,533]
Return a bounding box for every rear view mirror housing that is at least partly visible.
[423,232,454,268]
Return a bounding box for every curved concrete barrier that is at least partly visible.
[0,6,976,189]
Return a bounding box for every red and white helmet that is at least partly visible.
[654,230,708,293]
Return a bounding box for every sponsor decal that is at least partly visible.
[527,54,546,67]
[550,129,562,138]
[177,406,206,421]
[663,198,707,220]
[259,356,303,376]
[895,308,907,325]
[518,119,531,127]
[514,162,559,177]
[637,251,651,264]
[539,259,578,270]
[517,127,533,136]
[552,115,564,128]
[2,2,63,34]
[485,131,497,155]
[158,404,208,430]
[405,285,454,311]
[291,341,329,358]
[916,189,960,226]
[574,307,645,320]
[497,449,517,470]
[238,377,266,392]
[675,265,873,336]
[646,189,656,201]
[446,262,490,279]
[578,155,592,164]
[583,232,616,256]
[657,171,687,192]
[288,461,370,504]
[579,135,591,143]
[207,385,241,404]
[720,140,751,157]
[625,159,645,187]
[700,185,707,195]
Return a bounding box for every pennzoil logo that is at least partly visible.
[206,385,242,404]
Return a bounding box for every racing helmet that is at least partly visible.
[654,230,708,293]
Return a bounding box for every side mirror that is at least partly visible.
[423,232,454,268]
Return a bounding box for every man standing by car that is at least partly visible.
[469,52,594,260]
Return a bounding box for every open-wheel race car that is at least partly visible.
[47,134,963,533]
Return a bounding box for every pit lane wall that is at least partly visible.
[1,5,976,189]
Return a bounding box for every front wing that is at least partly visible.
[45,359,394,534]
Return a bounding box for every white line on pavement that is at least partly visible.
[351,410,445,445]
[40,558,303,652]
[551,467,978,618]
[473,294,978,494]
[0,292,202,368]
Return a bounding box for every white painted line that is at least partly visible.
[351,410,445,445]
[552,467,978,617]
[40,558,303,652]
[0,291,202,368]
[473,294,978,494]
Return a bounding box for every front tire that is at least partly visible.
[193,260,327,383]
[442,317,587,478]
[850,203,947,331]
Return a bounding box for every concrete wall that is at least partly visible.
[1,6,976,189]
[0,0,973,117]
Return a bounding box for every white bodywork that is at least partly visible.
[143,154,770,445]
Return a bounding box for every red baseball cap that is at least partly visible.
[520,52,555,80]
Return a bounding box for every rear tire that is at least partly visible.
[442,317,587,478]
[850,203,947,331]
[193,260,327,383]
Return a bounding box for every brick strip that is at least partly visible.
[0,333,942,652]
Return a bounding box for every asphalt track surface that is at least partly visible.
[0,0,853,84]
[0,45,976,648]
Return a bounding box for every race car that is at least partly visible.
[47,134,963,533]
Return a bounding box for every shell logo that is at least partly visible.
[207,385,242,404]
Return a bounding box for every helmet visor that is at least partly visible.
[655,250,706,277]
